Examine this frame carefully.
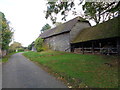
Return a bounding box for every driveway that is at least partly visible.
[2,53,67,88]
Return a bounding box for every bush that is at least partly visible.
[18,48,24,52]
[35,37,44,52]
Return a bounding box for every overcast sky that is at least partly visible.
[0,0,50,47]
[0,0,95,47]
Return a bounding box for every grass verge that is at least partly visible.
[0,52,17,63]
[23,51,119,88]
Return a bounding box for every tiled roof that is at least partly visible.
[40,17,89,38]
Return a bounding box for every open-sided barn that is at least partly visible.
[40,16,120,55]
[71,16,120,55]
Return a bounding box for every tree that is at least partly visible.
[83,2,120,24]
[34,37,43,52]
[0,12,13,51]
[9,42,22,52]
[41,23,51,33]
[28,42,34,50]
[45,0,120,24]
[54,22,62,27]
[45,1,75,23]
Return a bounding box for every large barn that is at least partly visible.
[40,16,120,55]
[71,16,120,55]
[40,17,90,52]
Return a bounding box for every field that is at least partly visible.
[23,51,119,88]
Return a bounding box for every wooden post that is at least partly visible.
[92,41,95,54]
[71,45,74,52]
[117,38,120,55]
[82,43,84,54]
[99,42,102,54]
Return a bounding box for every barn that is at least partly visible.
[40,16,120,55]
[71,16,120,55]
[40,17,90,52]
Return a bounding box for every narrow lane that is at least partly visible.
[2,53,66,88]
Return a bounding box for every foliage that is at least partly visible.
[45,1,120,24]
[83,2,120,24]
[0,12,13,50]
[41,23,51,33]
[45,1,75,23]
[28,41,34,50]
[23,51,118,88]
[9,42,23,52]
[17,48,24,52]
[34,37,44,52]
[54,22,62,27]
[1,52,16,63]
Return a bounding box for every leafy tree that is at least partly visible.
[34,37,43,52]
[54,22,62,27]
[9,42,22,52]
[45,0,120,24]
[0,12,13,51]
[45,1,75,23]
[28,41,34,50]
[41,23,51,33]
[83,2,120,24]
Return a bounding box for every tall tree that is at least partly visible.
[0,12,13,51]
[41,23,51,33]
[45,0,120,24]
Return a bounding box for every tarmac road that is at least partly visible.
[2,53,67,88]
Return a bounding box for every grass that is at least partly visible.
[0,52,17,63]
[23,50,119,88]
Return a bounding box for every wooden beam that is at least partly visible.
[92,41,95,54]
[99,42,102,54]
[82,43,84,54]
[117,38,120,55]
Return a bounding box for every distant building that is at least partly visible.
[31,42,36,52]
[31,46,36,52]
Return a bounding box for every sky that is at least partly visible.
[0,0,51,47]
[0,0,95,47]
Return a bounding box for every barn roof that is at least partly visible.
[40,17,89,38]
[72,16,120,43]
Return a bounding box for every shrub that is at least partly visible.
[35,37,44,52]
[18,48,24,52]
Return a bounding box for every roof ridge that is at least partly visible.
[40,16,89,38]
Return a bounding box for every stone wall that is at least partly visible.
[70,22,90,42]
[44,33,70,52]
[43,22,90,52]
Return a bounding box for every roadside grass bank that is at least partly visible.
[0,52,22,63]
[23,51,119,88]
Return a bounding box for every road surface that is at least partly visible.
[2,53,67,88]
